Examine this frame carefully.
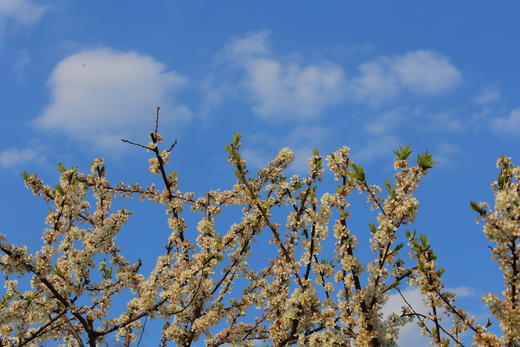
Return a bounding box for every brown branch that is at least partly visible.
[304,205,318,281]
[508,237,518,309]
[136,316,148,347]
[154,106,160,135]
[120,139,153,150]
[167,139,178,153]
[382,267,415,294]
[64,316,85,347]
[18,310,68,346]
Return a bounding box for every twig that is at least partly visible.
[136,316,148,347]
[154,106,160,135]
[64,316,85,347]
[166,139,178,153]
[121,139,153,150]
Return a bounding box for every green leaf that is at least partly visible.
[394,243,404,252]
[233,132,241,146]
[420,234,429,248]
[469,201,486,216]
[348,163,366,182]
[313,148,320,156]
[57,163,67,173]
[100,262,113,280]
[417,151,438,170]
[497,174,508,189]
[21,171,30,180]
[96,164,105,177]
[368,223,376,234]
[418,259,425,272]
[55,185,64,194]
[120,208,132,216]
[224,144,233,156]
[233,170,243,180]
[385,180,396,197]
[393,144,412,160]
[54,265,63,277]
[0,294,12,309]
[390,280,401,289]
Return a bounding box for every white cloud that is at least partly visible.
[0,0,45,35]
[351,61,398,102]
[490,109,520,135]
[451,286,474,297]
[220,32,346,120]
[33,48,189,148]
[246,58,344,119]
[474,86,501,105]
[214,35,461,118]
[393,51,461,93]
[222,31,271,60]
[0,147,38,168]
[351,50,461,104]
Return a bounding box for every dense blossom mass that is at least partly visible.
[0,121,518,346]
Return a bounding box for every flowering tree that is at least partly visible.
[0,113,518,346]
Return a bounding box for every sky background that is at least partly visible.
[1,1,519,345]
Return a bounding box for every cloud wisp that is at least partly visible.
[474,86,501,105]
[209,33,463,125]
[491,108,520,135]
[217,32,346,120]
[34,48,190,149]
[350,50,462,105]
[0,147,39,169]
[0,0,46,37]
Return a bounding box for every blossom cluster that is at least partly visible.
[0,127,517,346]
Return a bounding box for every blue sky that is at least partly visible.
[1,1,519,345]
